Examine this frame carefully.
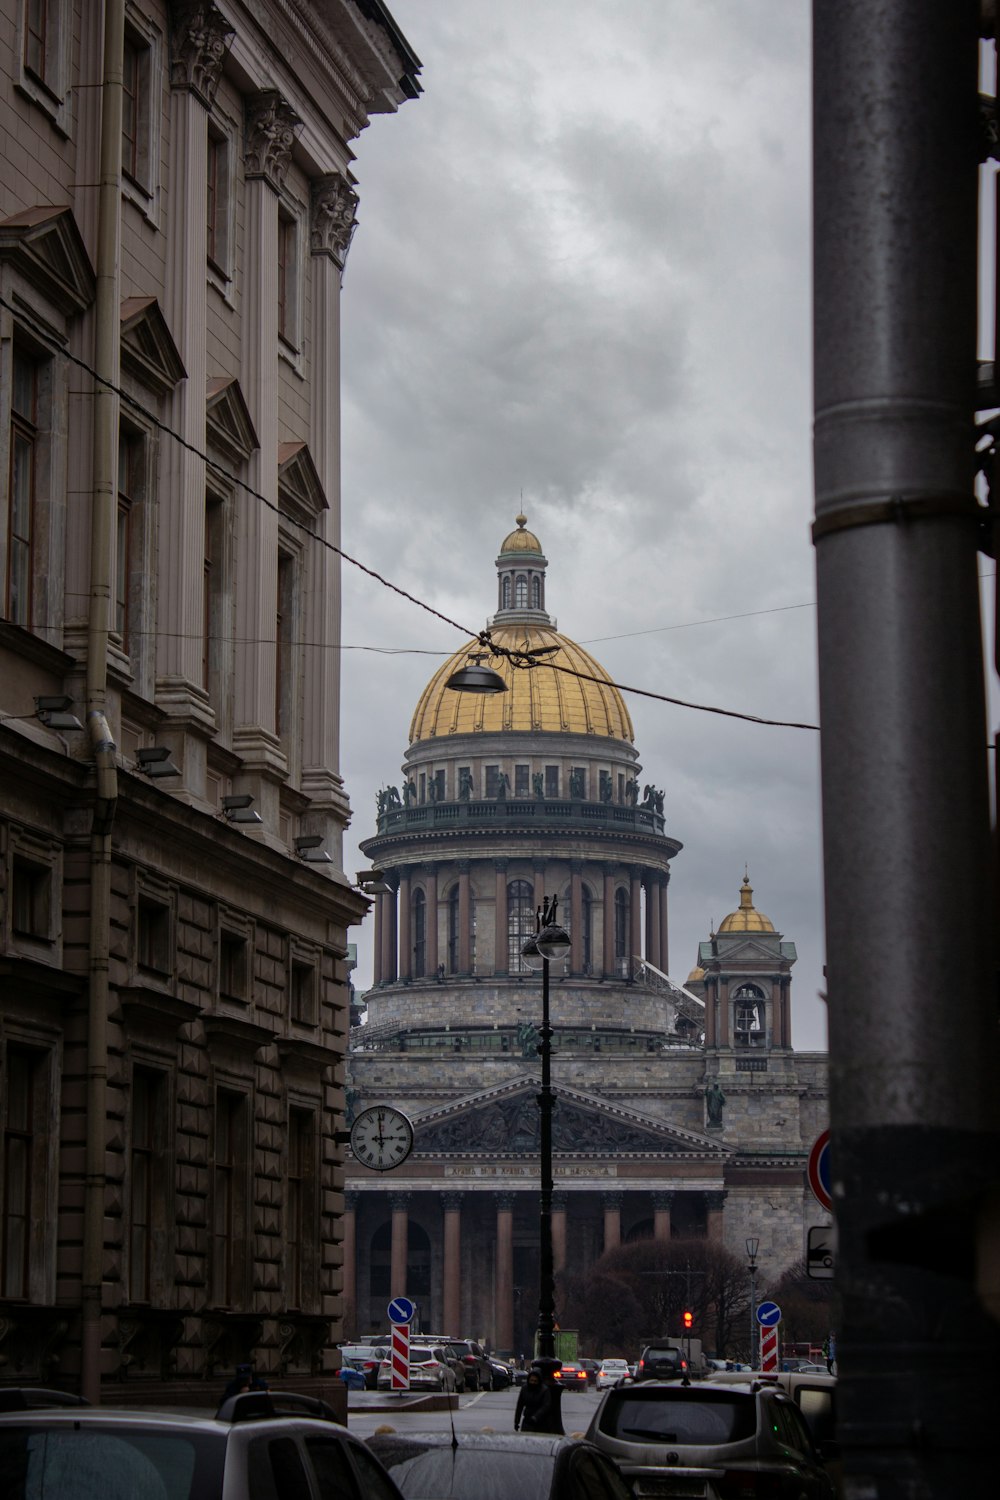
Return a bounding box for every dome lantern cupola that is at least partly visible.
[717,871,776,934]
[494,513,550,624]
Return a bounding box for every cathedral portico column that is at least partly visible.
[630,868,643,968]
[705,1191,727,1242]
[552,1192,568,1275]
[602,866,616,978]
[425,865,439,975]
[343,1192,358,1338]
[373,894,385,985]
[719,979,730,1046]
[570,864,584,974]
[390,1193,410,1294]
[458,862,472,974]
[495,1193,515,1353]
[494,861,509,976]
[704,976,717,1047]
[647,874,661,971]
[442,1194,462,1337]
[652,1190,674,1242]
[603,1192,623,1253]
[398,867,412,982]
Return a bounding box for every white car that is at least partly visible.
[596,1358,631,1389]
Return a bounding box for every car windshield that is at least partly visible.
[0,1426,223,1500]
[602,1391,757,1445]
[374,1447,556,1500]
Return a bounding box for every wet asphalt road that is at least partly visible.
[344,1384,603,1440]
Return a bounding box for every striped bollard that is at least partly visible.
[391,1321,410,1390]
[760,1324,779,1373]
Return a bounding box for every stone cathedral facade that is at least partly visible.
[345,517,830,1354]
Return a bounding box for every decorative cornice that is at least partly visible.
[244,91,301,190]
[310,173,358,268]
[0,206,95,317]
[168,2,234,107]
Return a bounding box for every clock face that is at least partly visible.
[350,1105,414,1173]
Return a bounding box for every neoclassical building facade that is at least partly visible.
[345,518,830,1354]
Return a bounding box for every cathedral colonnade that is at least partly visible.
[342,1185,719,1347]
[371,863,672,986]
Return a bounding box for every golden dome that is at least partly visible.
[686,966,705,984]
[409,622,634,743]
[717,873,775,934]
[499,513,543,555]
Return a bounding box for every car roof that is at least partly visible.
[368,1431,587,1456]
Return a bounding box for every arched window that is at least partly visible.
[615,887,629,976]
[531,576,541,608]
[413,888,426,978]
[515,574,528,607]
[508,879,536,973]
[502,576,511,609]
[733,983,766,1046]
[582,886,593,973]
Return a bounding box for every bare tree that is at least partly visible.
[767,1258,839,1350]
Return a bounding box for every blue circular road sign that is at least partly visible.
[387,1296,416,1325]
[756,1300,782,1327]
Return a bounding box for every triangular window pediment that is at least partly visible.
[121,298,186,396]
[717,936,785,969]
[0,206,95,316]
[278,441,327,522]
[206,377,258,464]
[410,1078,729,1159]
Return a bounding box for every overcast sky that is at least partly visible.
[337,0,829,1050]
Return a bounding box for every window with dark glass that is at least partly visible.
[515,574,528,607]
[207,125,230,276]
[545,764,560,798]
[501,576,511,608]
[213,1089,247,1306]
[485,765,500,798]
[514,764,529,796]
[276,551,295,741]
[7,350,38,628]
[121,25,151,191]
[290,958,317,1025]
[278,209,298,346]
[203,494,224,694]
[11,855,50,939]
[531,575,541,607]
[137,895,170,972]
[447,885,459,972]
[2,1046,40,1299]
[23,0,49,82]
[128,1067,162,1302]
[582,886,593,972]
[219,930,248,1001]
[615,888,629,970]
[116,428,143,648]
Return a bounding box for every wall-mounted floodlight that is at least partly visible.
[295,834,333,863]
[356,868,393,894]
[35,695,84,730]
[222,793,263,825]
[137,746,181,778]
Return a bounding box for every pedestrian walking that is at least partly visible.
[514,1370,553,1432]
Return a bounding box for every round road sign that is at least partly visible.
[756,1300,782,1327]
[807,1129,832,1212]
[387,1296,416,1325]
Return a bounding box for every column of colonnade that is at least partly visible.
[368,858,672,984]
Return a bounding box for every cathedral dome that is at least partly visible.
[717,873,775,934]
[409,622,635,742]
[499,513,542,554]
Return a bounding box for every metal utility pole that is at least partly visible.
[813,2,1000,1493]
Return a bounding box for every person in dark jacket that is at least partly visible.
[514,1370,552,1432]
[222,1363,268,1400]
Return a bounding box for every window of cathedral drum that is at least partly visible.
[2,1045,42,1299]
[447,885,459,971]
[502,576,511,609]
[531,575,541,608]
[212,1089,248,1306]
[545,764,560,798]
[6,349,39,628]
[128,1067,163,1303]
[508,879,535,974]
[413,889,426,978]
[515,764,529,797]
[485,765,500,798]
[515,574,528,607]
[286,1108,315,1309]
[614,887,629,975]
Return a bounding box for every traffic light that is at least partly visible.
[682,1310,694,1330]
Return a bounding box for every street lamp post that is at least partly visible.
[746,1237,759,1370]
[521,896,571,1363]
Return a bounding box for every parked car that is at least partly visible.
[489,1357,514,1390]
[336,1364,367,1391]
[367,1430,633,1500]
[586,1378,836,1498]
[704,1369,840,1481]
[339,1341,390,1389]
[596,1358,631,1390]
[377,1344,458,1392]
[634,1344,688,1382]
[0,1389,406,1500]
[552,1361,589,1388]
[442,1339,493,1392]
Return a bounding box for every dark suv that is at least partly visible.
[0,1388,406,1500]
[635,1344,687,1381]
[587,1378,835,1498]
[443,1339,494,1391]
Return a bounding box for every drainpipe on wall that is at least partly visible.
[80,0,123,1405]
